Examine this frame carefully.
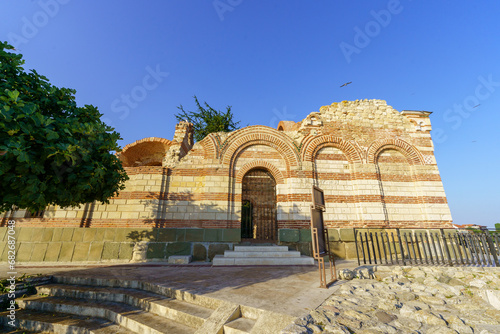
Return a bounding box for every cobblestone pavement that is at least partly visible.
[284,266,500,334]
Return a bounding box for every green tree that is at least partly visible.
[175,95,240,142]
[0,42,129,213]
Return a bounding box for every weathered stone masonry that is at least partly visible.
[1,99,453,261]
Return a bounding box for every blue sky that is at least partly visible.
[2,1,499,228]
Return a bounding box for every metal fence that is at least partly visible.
[354,228,500,267]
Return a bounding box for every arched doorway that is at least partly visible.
[241,168,277,242]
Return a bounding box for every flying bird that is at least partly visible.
[340,81,352,88]
[473,104,480,108]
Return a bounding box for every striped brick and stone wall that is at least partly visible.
[1,99,453,261]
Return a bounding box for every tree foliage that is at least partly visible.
[0,42,128,213]
[175,95,240,142]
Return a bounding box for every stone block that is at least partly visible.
[185,229,204,242]
[88,242,104,261]
[102,229,116,241]
[31,228,45,242]
[82,229,97,242]
[222,229,240,242]
[166,242,191,257]
[51,228,63,242]
[58,242,76,262]
[17,228,34,242]
[102,242,120,260]
[119,243,134,260]
[339,228,355,242]
[41,229,54,242]
[17,243,34,262]
[93,228,106,241]
[193,243,207,261]
[71,228,85,242]
[0,243,9,262]
[157,229,177,242]
[127,229,156,241]
[44,242,62,262]
[329,241,346,259]
[327,229,340,241]
[0,227,7,242]
[72,242,91,262]
[297,242,313,257]
[113,228,131,242]
[61,228,75,242]
[168,255,192,264]
[175,229,186,241]
[299,229,312,242]
[279,229,299,243]
[147,243,166,259]
[30,243,48,262]
[208,244,230,261]
[345,242,360,259]
[204,229,222,242]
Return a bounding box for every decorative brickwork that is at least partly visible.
[8,99,452,234]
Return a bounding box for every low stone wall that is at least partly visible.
[284,265,500,333]
[277,228,313,257]
[0,227,240,263]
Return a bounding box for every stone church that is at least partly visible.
[1,99,453,262]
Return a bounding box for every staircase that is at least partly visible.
[0,276,295,334]
[212,245,315,266]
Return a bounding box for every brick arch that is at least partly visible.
[198,133,220,159]
[220,126,300,169]
[118,137,171,167]
[301,135,362,163]
[235,161,285,184]
[367,139,424,165]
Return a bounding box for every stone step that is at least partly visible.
[223,250,302,258]
[0,309,133,334]
[223,317,256,334]
[212,255,315,266]
[36,284,212,328]
[234,246,289,252]
[16,296,197,334]
[52,276,222,310]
